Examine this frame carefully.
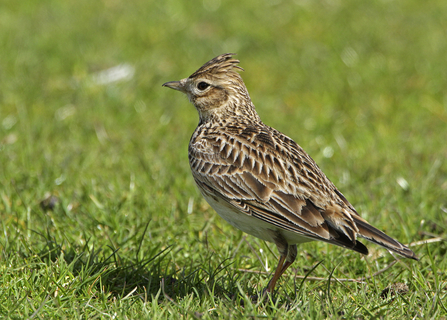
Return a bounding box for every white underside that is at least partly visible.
[202,192,314,245]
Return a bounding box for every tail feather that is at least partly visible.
[355,219,418,260]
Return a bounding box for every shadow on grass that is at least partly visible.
[29,221,247,304]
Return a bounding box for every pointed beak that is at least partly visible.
[162,79,187,93]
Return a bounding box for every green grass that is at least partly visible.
[1,0,446,318]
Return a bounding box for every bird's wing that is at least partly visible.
[189,124,417,259]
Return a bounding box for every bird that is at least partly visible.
[162,53,418,294]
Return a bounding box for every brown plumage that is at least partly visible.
[163,53,418,293]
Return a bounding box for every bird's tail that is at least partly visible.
[355,218,418,260]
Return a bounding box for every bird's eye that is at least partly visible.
[197,82,210,90]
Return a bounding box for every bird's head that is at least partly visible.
[163,53,259,123]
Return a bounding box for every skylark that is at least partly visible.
[163,53,418,293]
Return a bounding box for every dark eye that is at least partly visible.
[197,82,210,90]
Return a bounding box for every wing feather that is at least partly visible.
[189,124,417,259]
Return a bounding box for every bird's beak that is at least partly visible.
[162,79,187,93]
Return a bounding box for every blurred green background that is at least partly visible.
[0,0,446,318]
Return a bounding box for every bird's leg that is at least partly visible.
[278,244,297,277]
[266,254,286,293]
[265,233,297,293]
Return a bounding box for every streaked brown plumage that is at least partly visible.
[163,53,418,293]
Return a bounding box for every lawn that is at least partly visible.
[0,0,446,318]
